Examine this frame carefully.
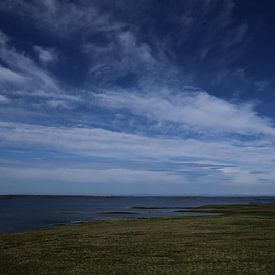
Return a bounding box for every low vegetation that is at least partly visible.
[1,203,275,274]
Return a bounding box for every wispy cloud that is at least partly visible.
[0,31,58,91]
[0,119,275,194]
[0,65,25,83]
[33,45,57,65]
[0,0,124,36]
[0,30,82,111]
[0,121,275,184]
[92,88,275,137]
[0,94,9,103]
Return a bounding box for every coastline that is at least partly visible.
[1,202,275,274]
[1,195,275,234]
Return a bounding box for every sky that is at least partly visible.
[0,0,275,195]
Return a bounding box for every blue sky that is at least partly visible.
[0,0,275,195]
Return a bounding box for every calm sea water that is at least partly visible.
[0,196,274,232]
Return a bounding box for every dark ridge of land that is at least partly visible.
[101,211,139,215]
[1,194,275,199]
[0,203,275,274]
[0,196,13,200]
[131,206,187,209]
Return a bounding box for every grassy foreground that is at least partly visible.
[0,203,275,274]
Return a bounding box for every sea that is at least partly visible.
[1,196,274,233]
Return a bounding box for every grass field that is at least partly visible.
[0,203,275,274]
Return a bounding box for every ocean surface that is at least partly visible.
[1,196,275,233]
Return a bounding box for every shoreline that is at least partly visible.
[1,202,275,273]
[0,201,271,234]
[0,207,222,234]
[1,197,275,234]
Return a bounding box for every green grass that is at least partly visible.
[1,203,275,274]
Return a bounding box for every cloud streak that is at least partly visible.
[0,0,124,36]
[33,45,57,65]
[93,89,275,137]
[1,119,275,195]
[1,121,275,184]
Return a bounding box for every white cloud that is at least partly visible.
[0,31,58,91]
[92,89,275,137]
[118,31,155,64]
[0,1,124,36]
[0,121,274,173]
[254,80,271,92]
[0,29,9,44]
[47,99,71,109]
[0,94,9,104]
[0,120,275,191]
[85,30,163,86]
[0,167,184,185]
[33,45,57,64]
[219,167,275,186]
[0,30,81,109]
[0,65,25,83]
